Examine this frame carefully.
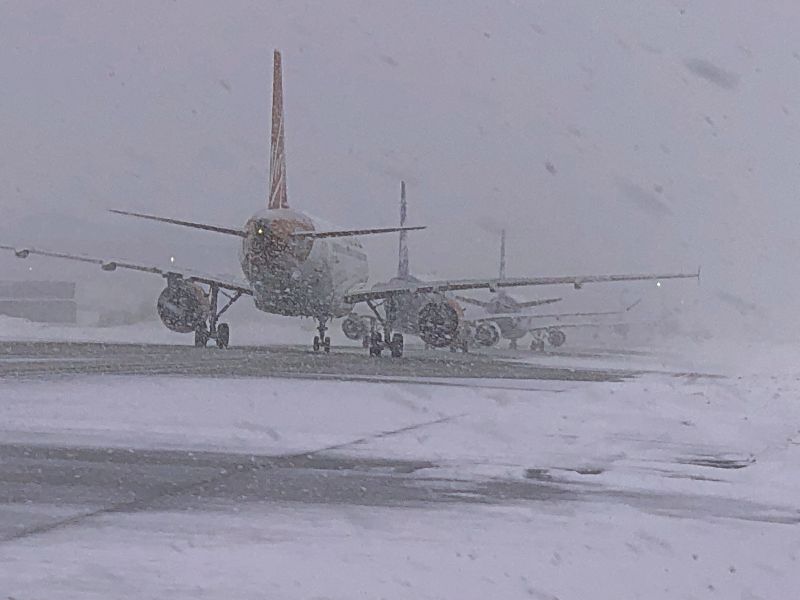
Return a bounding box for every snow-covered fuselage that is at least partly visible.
[239,208,368,318]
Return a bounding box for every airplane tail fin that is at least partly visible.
[398,181,410,278]
[268,50,288,209]
[499,229,507,279]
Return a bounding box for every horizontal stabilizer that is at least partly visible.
[454,295,490,308]
[109,210,246,237]
[290,226,425,239]
[0,243,252,294]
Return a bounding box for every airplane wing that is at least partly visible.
[515,297,564,309]
[468,308,623,323]
[453,295,490,308]
[344,271,699,304]
[467,299,641,325]
[0,244,253,295]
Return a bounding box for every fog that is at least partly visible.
[1,1,798,341]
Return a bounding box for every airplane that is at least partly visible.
[341,182,699,355]
[458,230,640,350]
[2,51,699,357]
[467,298,643,351]
[341,181,480,353]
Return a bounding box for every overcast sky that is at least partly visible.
[1,1,798,337]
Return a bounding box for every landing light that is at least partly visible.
[170,256,175,263]
[257,228,264,235]
[656,281,662,288]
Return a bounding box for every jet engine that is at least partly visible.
[547,328,567,348]
[473,321,501,347]
[156,280,211,333]
[418,300,461,348]
[341,315,370,341]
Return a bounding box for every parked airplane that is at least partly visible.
[458,230,639,350]
[2,51,698,357]
[342,183,697,355]
[468,298,642,351]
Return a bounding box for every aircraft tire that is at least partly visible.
[194,327,209,348]
[216,323,230,349]
[369,332,383,357]
[390,333,404,358]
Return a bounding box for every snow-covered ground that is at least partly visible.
[1,358,799,598]
[0,314,322,347]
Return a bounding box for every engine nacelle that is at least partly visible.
[156,280,210,333]
[418,300,461,348]
[547,328,567,347]
[341,315,370,341]
[474,321,501,347]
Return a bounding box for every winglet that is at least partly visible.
[697,265,702,285]
[268,49,288,209]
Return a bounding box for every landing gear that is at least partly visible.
[215,323,230,349]
[366,330,403,358]
[313,318,331,353]
[369,331,384,357]
[192,280,242,349]
[448,338,469,353]
[195,326,209,348]
[530,330,547,352]
[509,339,518,350]
[390,333,404,358]
[363,300,405,359]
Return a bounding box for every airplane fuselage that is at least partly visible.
[240,208,368,319]
[482,292,528,340]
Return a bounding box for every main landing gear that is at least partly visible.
[364,300,404,359]
[368,331,404,358]
[528,328,566,352]
[194,283,242,349]
[313,317,332,353]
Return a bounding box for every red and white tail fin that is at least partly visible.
[268,50,288,209]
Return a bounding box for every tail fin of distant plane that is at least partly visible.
[268,50,288,209]
[398,181,410,278]
[499,229,507,279]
